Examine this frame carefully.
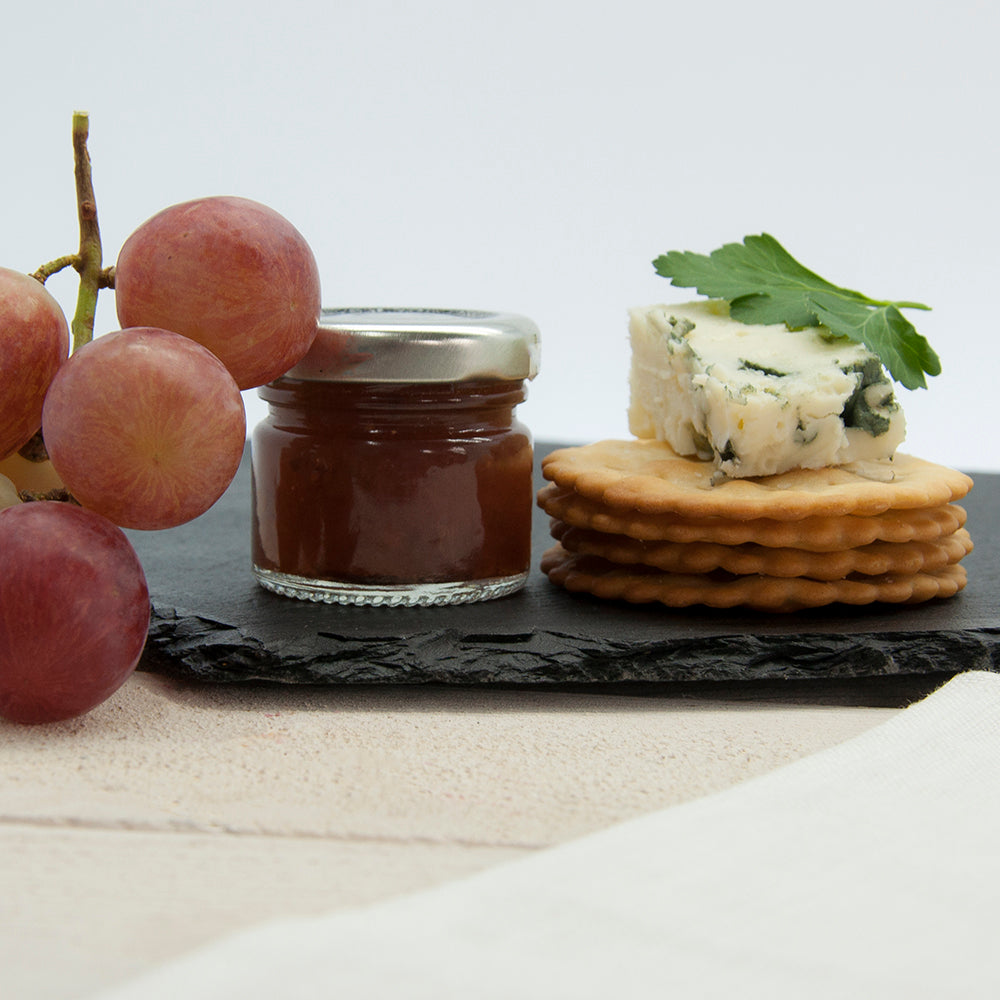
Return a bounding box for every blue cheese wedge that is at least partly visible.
[628,299,906,480]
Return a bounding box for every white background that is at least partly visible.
[2,0,997,473]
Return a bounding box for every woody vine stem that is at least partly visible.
[31,111,115,354]
[19,113,114,466]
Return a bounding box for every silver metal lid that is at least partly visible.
[280,307,541,383]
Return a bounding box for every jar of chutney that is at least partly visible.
[251,308,540,606]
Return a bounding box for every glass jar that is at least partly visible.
[251,308,540,606]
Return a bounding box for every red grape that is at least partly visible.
[0,267,70,459]
[0,501,149,724]
[114,196,322,389]
[42,327,246,530]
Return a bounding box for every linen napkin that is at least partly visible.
[94,670,1000,1000]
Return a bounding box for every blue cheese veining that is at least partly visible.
[628,299,906,480]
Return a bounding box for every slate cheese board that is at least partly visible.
[127,444,1000,686]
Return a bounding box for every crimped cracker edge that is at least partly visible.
[541,439,974,520]
[540,544,968,614]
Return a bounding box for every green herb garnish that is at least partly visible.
[652,233,940,390]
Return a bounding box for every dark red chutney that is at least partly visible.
[251,377,533,596]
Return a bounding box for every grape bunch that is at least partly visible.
[1,124,322,723]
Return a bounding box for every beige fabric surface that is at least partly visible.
[88,671,1000,1000]
[1,670,906,999]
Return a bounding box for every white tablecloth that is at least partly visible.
[94,670,1000,1000]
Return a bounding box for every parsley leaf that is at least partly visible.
[652,234,940,390]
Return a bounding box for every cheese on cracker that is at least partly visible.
[628,299,906,479]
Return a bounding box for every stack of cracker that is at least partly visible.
[538,439,974,613]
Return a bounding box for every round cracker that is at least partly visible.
[550,520,973,581]
[537,483,968,552]
[540,544,968,613]
[541,439,974,520]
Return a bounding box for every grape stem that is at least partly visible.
[69,111,107,353]
[21,113,112,468]
[30,111,114,353]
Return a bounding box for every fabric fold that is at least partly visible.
[94,670,1000,1000]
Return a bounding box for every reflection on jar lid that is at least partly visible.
[278,307,541,384]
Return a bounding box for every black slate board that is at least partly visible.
[126,444,1000,686]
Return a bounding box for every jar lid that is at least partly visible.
[280,307,541,384]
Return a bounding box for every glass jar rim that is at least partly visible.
[275,307,541,385]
